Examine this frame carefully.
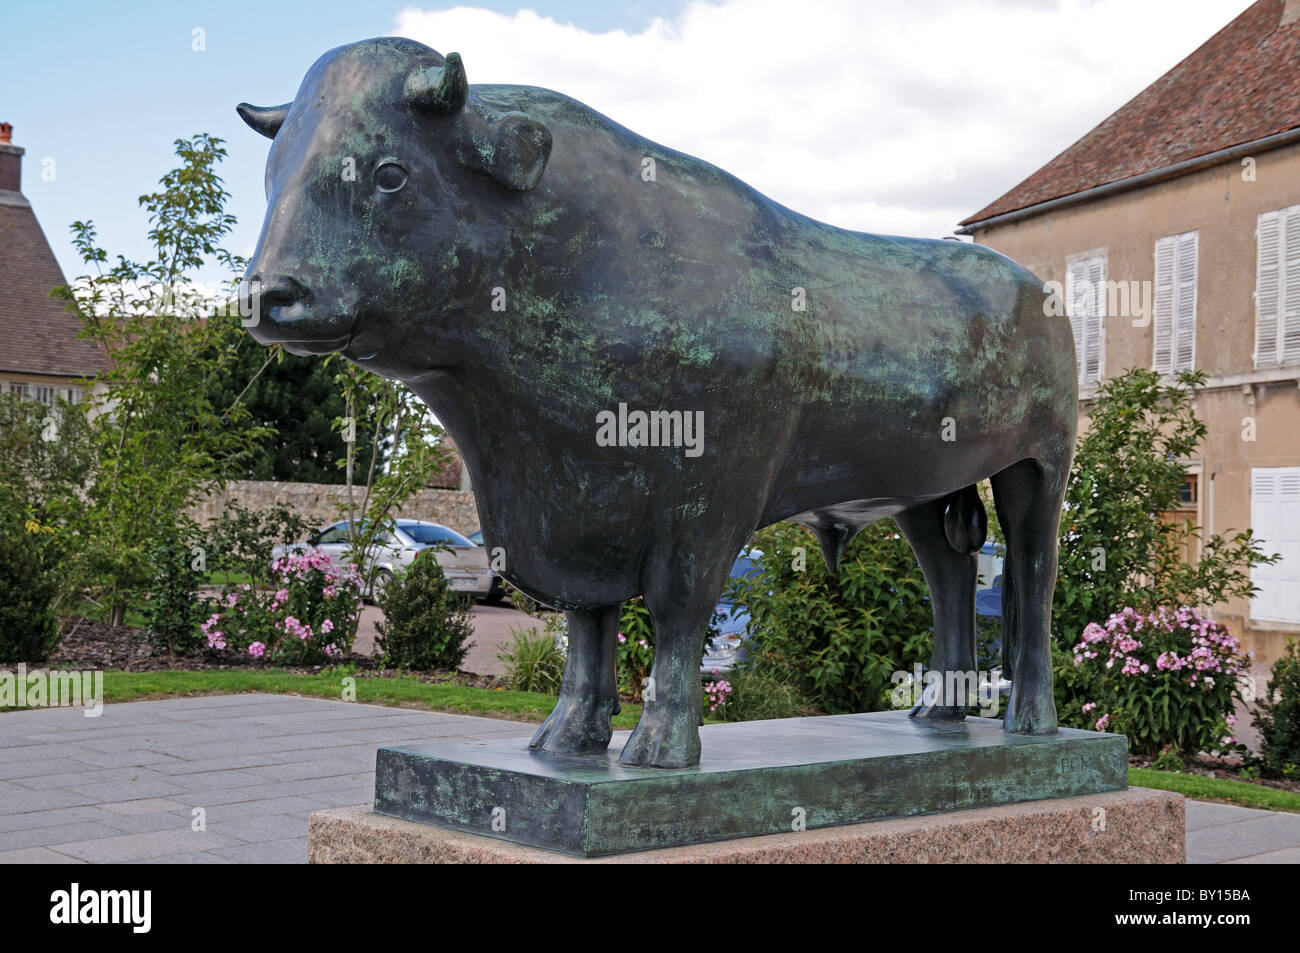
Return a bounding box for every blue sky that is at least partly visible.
[2,0,1252,288]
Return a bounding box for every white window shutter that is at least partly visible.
[1284,207,1300,365]
[1066,258,1088,384]
[1251,468,1300,624]
[1174,231,1198,371]
[1256,211,1282,368]
[1086,255,1104,382]
[1153,236,1176,373]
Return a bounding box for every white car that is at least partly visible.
[271,519,494,603]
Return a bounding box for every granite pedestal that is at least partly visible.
[348,710,1136,859]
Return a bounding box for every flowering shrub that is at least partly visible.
[201,550,361,665]
[1065,606,1250,757]
[617,598,656,701]
[704,678,733,712]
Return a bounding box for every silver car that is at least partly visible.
[271,519,494,603]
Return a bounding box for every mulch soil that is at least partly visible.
[46,616,508,689]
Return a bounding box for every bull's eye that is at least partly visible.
[374,162,408,193]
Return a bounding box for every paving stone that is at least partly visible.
[1186,812,1300,862]
[125,851,235,864]
[50,828,240,863]
[1184,801,1272,831]
[209,837,307,864]
[206,813,309,843]
[62,778,192,802]
[96,797,193,816]
[0,787,97,815]
[0,821,126,852]
[0,806,109,833]
[1225,846,1300,863]
[0,757,103,781]
[0,846,87,863]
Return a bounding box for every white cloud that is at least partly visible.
[393,0,1252,237]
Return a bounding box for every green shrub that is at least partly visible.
[709,667,819,722]
[0,517,62,663]
[375,552,473,671]
[143,525,205,656]
[204,501,314,588]
[498,620,566,694]
[1255,639,1300,779]
[725,520,932,714]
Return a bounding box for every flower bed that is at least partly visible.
[201,550,362,665]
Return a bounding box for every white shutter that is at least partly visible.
[1251,468,1300,624]
[1085,255,1105,382]
[1284,207,1300,365]
[1256,211,1282,367]
[1067,258,1088,384]
[1153,236,1176,373]
[1174,232,1198,370]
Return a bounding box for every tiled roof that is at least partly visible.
[960,0,1300,227]
[0,194,109,378]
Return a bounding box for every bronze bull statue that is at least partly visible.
[238,37,1076,768]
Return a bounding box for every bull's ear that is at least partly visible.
[237,102,291,139]
[458,110,553,191]
[406,52,469,114]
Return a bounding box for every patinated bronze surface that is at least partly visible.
[238,37,1077,769]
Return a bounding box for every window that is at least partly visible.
[1153,231,1198,373]
[1066,251,1105,385]
[1251,468,1300,624]
[8,382,29,398]
[397,521,473,547]
[1255,205,1300,368]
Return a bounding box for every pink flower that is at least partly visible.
[1095,713,1110,731]
[1081,702,1096,713]
[249,642,266,658]
[617,632,626,643]
[321,619,334,634]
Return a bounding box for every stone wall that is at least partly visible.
[188,480,481,536]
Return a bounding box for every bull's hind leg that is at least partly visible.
[990,458,1066,734]
[896,487,984,720]
[529,605,621,753]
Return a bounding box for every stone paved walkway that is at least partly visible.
[2,694,1297,863]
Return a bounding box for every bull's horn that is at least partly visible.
[405,52,468,114]
[236,102,291,139]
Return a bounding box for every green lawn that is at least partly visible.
[1130,767,1300,814]
[0,669,642,730]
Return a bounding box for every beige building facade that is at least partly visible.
[965,142,1300,661]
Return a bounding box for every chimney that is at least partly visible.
[0,123,24,193]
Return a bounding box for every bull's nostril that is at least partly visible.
[247,274,312,313]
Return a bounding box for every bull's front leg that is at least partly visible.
[529,605,621,753]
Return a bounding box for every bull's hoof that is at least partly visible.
[529,694,619,753]
[909,703,968,721]
[618,708,700,768]
[1004,685,1058,735]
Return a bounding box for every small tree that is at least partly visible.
[1054,369,1275,647]
[54,135,271,624]
[330,361,452,592]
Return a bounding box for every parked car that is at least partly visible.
[700,549,764,677]
[465,528,507,604]
[272,520,494,603]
